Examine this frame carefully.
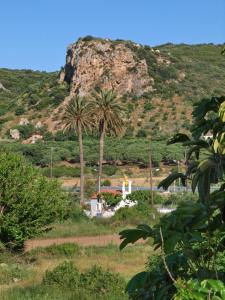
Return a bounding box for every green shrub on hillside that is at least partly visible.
[15,107,25,116]
[136,129,147,137]
[144,102,152,112]
[11,124,36,139]
[55,130,77,141]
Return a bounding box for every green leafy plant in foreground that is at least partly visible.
[174,279,225,300]
[120,96,225,299]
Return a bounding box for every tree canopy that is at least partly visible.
[0,151,68,250]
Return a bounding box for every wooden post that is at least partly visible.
[148,136,154,205]
[50,147,53,179]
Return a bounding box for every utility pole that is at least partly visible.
[50,147,53,179]
[177,160,180,187]
[148,136,154,205]
[98,175,101,194]
[184,147,188,191]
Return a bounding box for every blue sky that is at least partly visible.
[0,0,224,71]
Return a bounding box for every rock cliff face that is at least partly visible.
[59,38,155,97]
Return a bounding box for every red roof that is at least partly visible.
[91,189,122,199]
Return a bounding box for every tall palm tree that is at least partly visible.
[91,89,125,193]
[63,96,92,206]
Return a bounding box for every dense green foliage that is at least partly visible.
[127,190,164,204]
[125,42,225,101]
[112,205,159,226]
[41,165,80,178]
[0,137,183,166]
[174,278,225,299]
[0,151,68,250]
[0,68,69,116]
[158,43,225,101]
[120,95,225,299]
[42,261,126,298]
[100,192,122,207]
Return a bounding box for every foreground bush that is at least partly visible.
[43,261,80,289]
[43,261,126,297]
[0,151,68,250]
[80,265,126,295]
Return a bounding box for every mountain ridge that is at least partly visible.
[0,36,225,139]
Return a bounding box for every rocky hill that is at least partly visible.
[0,36,225,140]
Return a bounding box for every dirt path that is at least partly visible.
[25,234,125,252]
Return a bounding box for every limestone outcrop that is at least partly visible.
[59,38,155,97]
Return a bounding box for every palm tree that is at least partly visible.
[63,96,92,206]
[91,89,125,193]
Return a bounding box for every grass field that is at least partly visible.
[0,243,153,299]
[39,219,129,239]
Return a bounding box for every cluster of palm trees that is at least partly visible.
[63,89,125,206]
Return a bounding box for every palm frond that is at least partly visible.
[63,96,94,134]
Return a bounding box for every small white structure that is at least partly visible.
[203,133,213,141]
[35,121,43,129]
[157,207,176,214]
[122,176,132,200]
[90,199,103,217]
[89,176,135,218]
[10,129,20,140]
[114,198,137,211]
[19,118,29,126]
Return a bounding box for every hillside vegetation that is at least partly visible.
[0,39,225,139]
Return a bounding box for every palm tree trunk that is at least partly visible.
[78,123,84,206]
[98,123,105,193]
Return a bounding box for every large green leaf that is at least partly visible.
[158,172,186,190]
[125,271,149,294]
[119,224,152,250]
[167,133,190,145]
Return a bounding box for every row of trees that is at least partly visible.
[63,89,125,205]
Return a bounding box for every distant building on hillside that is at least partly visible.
[202,132,213,141]
[19,118,29,126]
[10,129,20,140]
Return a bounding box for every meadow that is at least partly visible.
[0,242,152,300]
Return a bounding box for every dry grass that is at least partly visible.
[0,243,153,295]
